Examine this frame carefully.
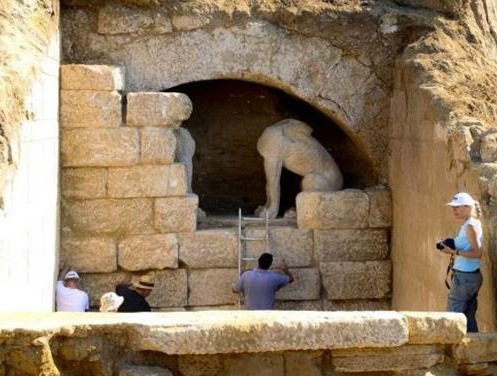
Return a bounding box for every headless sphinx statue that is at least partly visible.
[255,119,343,219]
[174,127,195,193]
[174,127,206,220]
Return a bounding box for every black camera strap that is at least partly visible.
[445,255,454,289]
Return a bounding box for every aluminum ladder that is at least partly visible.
[237,208,269,308]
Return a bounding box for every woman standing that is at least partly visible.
[437,192,483,332]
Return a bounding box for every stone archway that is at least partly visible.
[59,1,396,312]
[165,79,376,216]
[62,2,394,179]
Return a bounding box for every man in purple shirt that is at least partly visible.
[233,253,294,310]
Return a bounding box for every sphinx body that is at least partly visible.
[255,119,343,219]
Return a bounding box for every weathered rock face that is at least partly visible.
[389,0,497,331]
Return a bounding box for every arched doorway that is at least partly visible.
[166,79,377,216]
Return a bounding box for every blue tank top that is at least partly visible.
[453,217,482,272]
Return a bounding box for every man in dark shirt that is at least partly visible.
[115,273,155,312]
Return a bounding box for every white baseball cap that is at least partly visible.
[446,192,475,207]
[99,292,124,312]
[64,270,80,280]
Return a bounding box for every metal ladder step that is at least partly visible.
[241,216,268,222]
[241,257,258,261]
[240,236,267,241]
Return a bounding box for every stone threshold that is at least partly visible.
[0,311,465,355]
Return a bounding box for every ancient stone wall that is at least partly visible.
[390,0,497,331]
[60,64,393,311]
[2,311,497,375]
[60,0,404,180]
[0,0,60,311]
[59,0,497,328]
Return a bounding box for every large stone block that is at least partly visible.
[276,268,320,301]
[178,229,238,268]
[320,261,391,300]
[118,234,178,271]
[127,92,192,128]
[331,345,443,372]
[62,198,154,236]
[0,311,410,355]
[275,300,324,311]
[140,128,176,164]
[61,128,139,167]
[118,365,173,376]
[188,269,239,306]
[178,355,224,376]
[148,269,188,308]
[452,333,497,364]
[60,64,125,91]
[224,353,284,376]
[314,229,389,262]
[154,195,198,233]
[61,90,122,128]
[458,363,492,375]
[171,14,211,31]
[188,305,237,311]
[153,307,187,312]
[296,189,369,229]
[324,299,391,311]
[61,237,117,273]
[80,272,127,308]
[129,311,408,354]
[61,168,108,199]
[108,164,187,198]
[284,351,324,376]
[366,186,392,228]
[98,4,172,35]
[402,311,466,345]
[243,226,313,267]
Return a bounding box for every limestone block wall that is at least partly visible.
[60,64,393,311]
[60,65,198,309]
[0,1,60,312]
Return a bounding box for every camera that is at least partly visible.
[436,238,455,251]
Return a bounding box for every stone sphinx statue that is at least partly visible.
[174,127,206,220]
[174,127,195,193]
[255,119,343,219]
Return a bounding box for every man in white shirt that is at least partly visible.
[56,266,89,312]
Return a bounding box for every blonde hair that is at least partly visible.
[471,201,482,219]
